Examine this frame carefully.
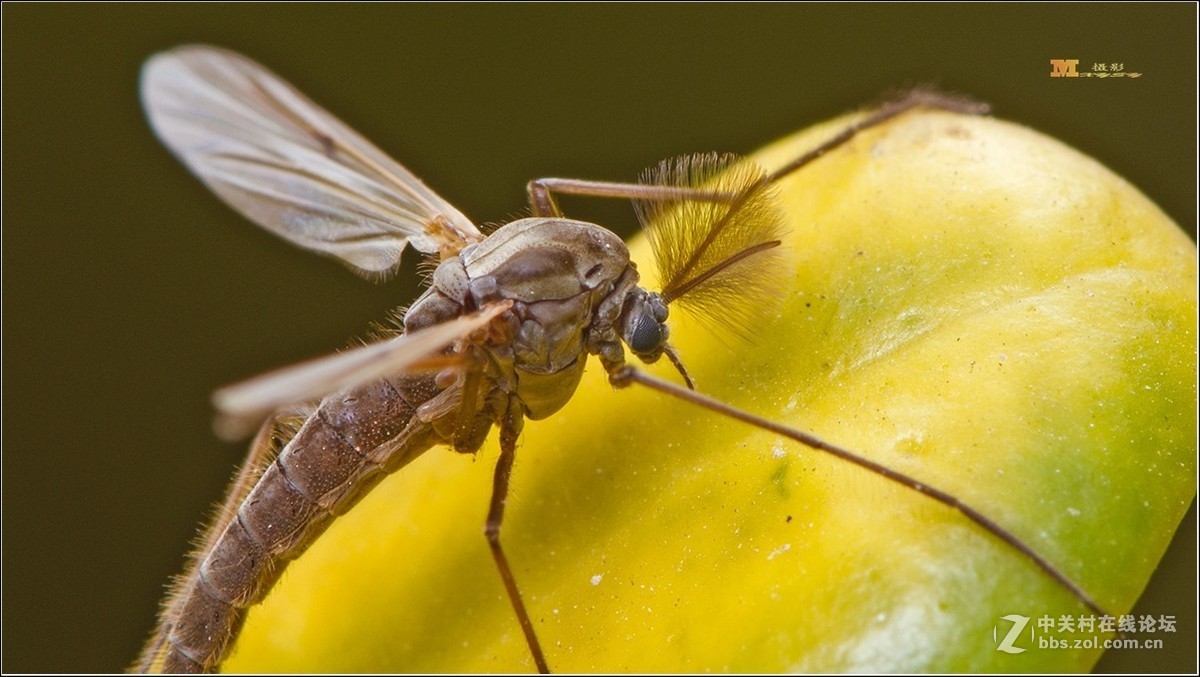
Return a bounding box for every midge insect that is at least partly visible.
[134,46,1113,673]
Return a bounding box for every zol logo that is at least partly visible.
[994,614,1031,654]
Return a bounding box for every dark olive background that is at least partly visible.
[3,4,1195,673]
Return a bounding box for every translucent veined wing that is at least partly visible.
[213,301,512,439]
[140,45,483,276]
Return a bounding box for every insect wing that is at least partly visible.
[213,301,512,439]
[140,45,483,276]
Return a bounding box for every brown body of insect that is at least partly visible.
[134,46,1110,673]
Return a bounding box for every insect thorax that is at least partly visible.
[405,217,637,421]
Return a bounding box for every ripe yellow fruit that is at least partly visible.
[225,107,1196,672]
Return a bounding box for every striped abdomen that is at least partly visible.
[139,375,446,673]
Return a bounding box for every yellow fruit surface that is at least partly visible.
[223,108,1197,672]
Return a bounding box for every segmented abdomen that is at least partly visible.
[141,375,444,673]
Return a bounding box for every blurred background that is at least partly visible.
[3,4,1195,672]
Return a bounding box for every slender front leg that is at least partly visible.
[608,365,1112,621]
[526,89,989,218]
[485,408,550,673]
[767,89,989,183]
[452,350,485,453]
[527,178,737,217]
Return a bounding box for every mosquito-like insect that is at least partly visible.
[134,46,1113,673]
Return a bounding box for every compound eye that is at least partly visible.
[629,314,663,355]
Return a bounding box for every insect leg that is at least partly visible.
[765,88,989,185]
[451,349,486,452]
[527,179,736,217]
[484,409,550,673]
[527,90,988,218]
[608,365,1114,621]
